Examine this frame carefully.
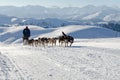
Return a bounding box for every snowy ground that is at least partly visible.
[0,25,120,80]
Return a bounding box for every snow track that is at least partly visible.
[0,44,120,80]
[0,52,25,80]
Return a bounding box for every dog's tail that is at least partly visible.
[62,31,67,36]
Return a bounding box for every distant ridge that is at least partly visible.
[0,5,120,21]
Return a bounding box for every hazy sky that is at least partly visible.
[0,0,119,7]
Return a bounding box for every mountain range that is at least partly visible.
[0,5,120,28]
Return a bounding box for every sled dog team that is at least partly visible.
[25,37,57,47]
[23,26,74,47]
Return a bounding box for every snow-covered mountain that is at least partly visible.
[0,5,120,21]
[0,15,71,28]
[0,5,120,31]
[0,25,120,80]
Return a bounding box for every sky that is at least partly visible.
[0,0,119,8]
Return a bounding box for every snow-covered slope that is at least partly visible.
[0,38,120,80]
[0,25,119,44]
[82,12,101,20]
[103,13,120,21]
[0,25,120,80]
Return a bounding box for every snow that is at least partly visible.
[82,12,101,20]
[11,18,17,22]
[22,20,26,22]
[0,25,120,80]
[103,13,120,21]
